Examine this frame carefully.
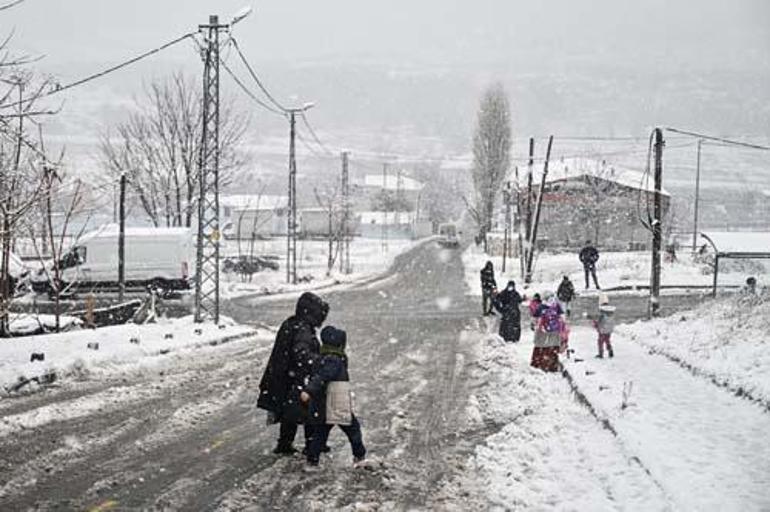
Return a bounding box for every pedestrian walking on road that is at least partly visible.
[493,280,523,342]
[480,261,497,316]
[579,240,601,290]
[257,292,330,455]
[302,326,367,471]
[531,296,563,372]
[593,295,616,359]
[556,275,576,317]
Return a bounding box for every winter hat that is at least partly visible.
[320,325,347,350]
[296,292,329,328]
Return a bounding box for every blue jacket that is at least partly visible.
[306,326,350,425]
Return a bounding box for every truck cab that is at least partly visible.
[438,223,460,248]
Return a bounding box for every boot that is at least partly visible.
[608,347,614,358]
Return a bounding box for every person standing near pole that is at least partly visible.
[579,240,601,290]
[556,275,575,317]
[480,261,497,316]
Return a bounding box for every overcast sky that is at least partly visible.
[6,0,768,71]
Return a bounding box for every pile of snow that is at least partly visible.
[462,243,766,297]
[616,294,770,404]
[0,316,256,393]
[466,330,668,509]
[221,238,422,299]
[9,313,82,336]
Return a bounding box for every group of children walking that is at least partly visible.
[526,282,616,370]
[480,261,618,367]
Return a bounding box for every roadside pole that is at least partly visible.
[692,139,702,252]
[118,172,126,302]
[650,128,664,318]
[525,135,553,283]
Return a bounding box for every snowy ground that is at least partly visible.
[463,243,767,298]
[220,237,424,299]
[616,294,770,406]
[0,316,259,396]
[461,242,770,510]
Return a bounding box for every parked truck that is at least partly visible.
[31,226,193,293]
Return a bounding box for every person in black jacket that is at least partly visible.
[257,292,329,455]
[556,275,576,317]
[578,241,601,290]
[301,326,366,469]
[493,280,523,342]
[480,261,497,316]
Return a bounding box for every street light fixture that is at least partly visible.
[231,6,253,26]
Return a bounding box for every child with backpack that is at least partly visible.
[593,295,616,358]
[300,325,367,471]
[531,296,563,372]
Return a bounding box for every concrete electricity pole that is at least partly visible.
[339,151,351,274]
[692,139,702,252]
[650,128,665,318]
[285,103,315,285]
[118,172,126,302]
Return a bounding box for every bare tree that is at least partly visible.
[314,186,343,276]
[470,83,511,250]
[99,73,250,227]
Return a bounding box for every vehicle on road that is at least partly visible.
[222,254,280,275]
[31,226,193,294]
[438,223,460,248]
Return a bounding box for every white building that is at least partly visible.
[221,195,289,239]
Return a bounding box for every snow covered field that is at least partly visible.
[0,316,259,396]
[221,237,424,299]
[463,243,767,297]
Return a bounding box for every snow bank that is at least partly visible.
[0,316,256,393]
[462,243,765,297]
[221,238,422,299]
[466,328,668,509]
[616,294,770,404]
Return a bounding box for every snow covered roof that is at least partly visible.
[700,231,770,255]
[363,174,424,192]
[540,157,670,196]
[79,225,191,243]
[359,211,416,225]
[222,195,288,211]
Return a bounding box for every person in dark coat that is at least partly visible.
[578,240,601,290]
[556,275,576,317]
[493,280,523,342]
[257,292,329,455]
[480,261,497,316]
[302,326,366,469]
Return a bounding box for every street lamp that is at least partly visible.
[231,6,253,26]
[285,102,315,284]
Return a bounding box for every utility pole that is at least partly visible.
[287,111,298,284]
[650,128,664,318]
[525,138,534,272]
[118,172,126,302]
[515,166,525,279]
[525,135,554,283]
[194,14,226,323]
[339,151,351,274]
[381,162,388,252]
[283,103,314,284]
[395,169,403,234]
[502,181,512,273]
[692,139,702,252]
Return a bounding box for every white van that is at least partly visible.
[438,223,459,248]
[34,226,194,292]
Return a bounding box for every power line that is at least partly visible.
[664,127,770,151]
[218,54,286,117]
[299,112,336,156]
[229,36,288,113]
[0,31,196,111]
[0,0,25,12]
